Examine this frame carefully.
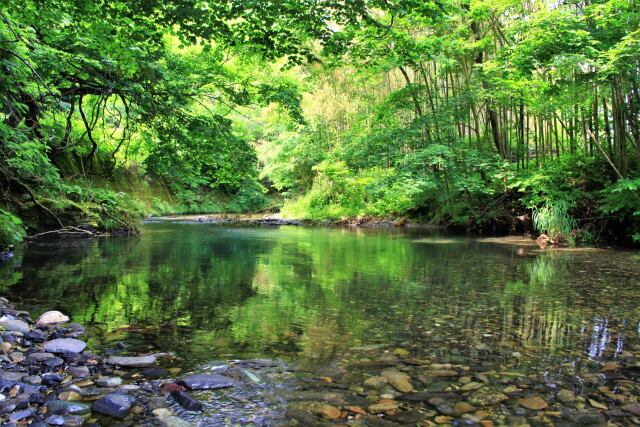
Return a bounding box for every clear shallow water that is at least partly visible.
[1,223,639,424]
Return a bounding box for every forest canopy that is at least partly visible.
[1,0,639,245]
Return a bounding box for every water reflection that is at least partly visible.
[0,224,638,371]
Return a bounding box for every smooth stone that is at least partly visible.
[37,311,70,325]
[23,375,42,385]
[177,373,237,390]
[28,352,55,362]
[312,404,341,420]
[0,320,30,334]
[44,357,65,368]
[171,391,203,411]
[9,408,33,422]
[58,391,82,401]
[46,400,91,415]
[381,369,414,393]
[0,371,25,381]
[460,382,483,392]
[518,396,548,410]
[106,355,156,367]
[67,366,90,378]
[45,415,65,426]
[369,401,399,414]
[95,377,122,387]
[61,415,84,427]
[0,342,11,354]
[363,376,388,389]
[8,352,24,363]
[92,394,132,418]
[621,403,640,416]
[453,401,476,415]
[44,339,86,354]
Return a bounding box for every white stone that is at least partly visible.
[37,311,70,325]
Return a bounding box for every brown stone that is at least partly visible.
[518,396,548,410]
[314,404,341,420]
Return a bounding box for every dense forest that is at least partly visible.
[1,0,639,246]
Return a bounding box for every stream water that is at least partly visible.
[1,223,639,425]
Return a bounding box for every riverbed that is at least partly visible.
[1,222,639,425]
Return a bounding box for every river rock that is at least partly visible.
[8,351,24,363]
[106,355,156,367]
[67,366,90,378]
[61,415,84,427]
[8,408,33,422]
[171,391,203,411]
[369,401,399,414]
[453,401,476,415]
[177,373,237,390]
[0,342,11,354]
[44,356,64,368]
[312,404,341,420]
[92,393,132,418]
[28,352,54,362]
[518,396,548,410]
[621,403,640,416]
[381,369,414,393]
[44,338,86,354]
[153,408,192,427]
[363,376,388,389]
[46,400,91,415]
[36,311,69,325]
[58,391,82,401]
[45,415,65,426]
[96,377,122,387]
[22,375,41,385]
[0,319,30,334]
[460,382,484,392]
[0,370,25,381]
[557,389,575,403]
[468,388,508,406]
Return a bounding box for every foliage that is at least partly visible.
[0,209,25,247]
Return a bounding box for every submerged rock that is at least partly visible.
[43,338,86,354]
[46,400,91,415]
[518,396,548,410]
[177,373,237,390]
[92,393,132,418]
[171,391,203,411]
[106,355,156,367]
[467,388,508,406]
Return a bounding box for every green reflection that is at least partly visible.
[1,224,639,369]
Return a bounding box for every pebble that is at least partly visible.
[58,391,82,401]
[369,401,399,413]
[363,375,388,389]
[67,366,90,378]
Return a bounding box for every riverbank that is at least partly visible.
[0,298,271,426]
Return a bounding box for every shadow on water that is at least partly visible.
[1,223,639,424]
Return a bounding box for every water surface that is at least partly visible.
[1,223,639,424]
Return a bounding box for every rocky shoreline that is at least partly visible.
[0,298,253,426]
